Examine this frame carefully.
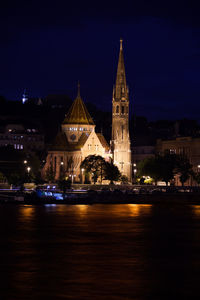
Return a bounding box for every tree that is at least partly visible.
[104,160,121,184]
[175,154,193,186]
[80,155,106,184]
[45,164,55,183]
[192,172,200,186]
[0,172,6,183]
[159,153,177,185]
[0,146,26,183]
[137,156,162,185]
[57,179,71,198]
[120,175,129,184]
[7,173,23,187]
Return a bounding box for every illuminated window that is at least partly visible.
[20,145,23,149]
[170,149,176,154]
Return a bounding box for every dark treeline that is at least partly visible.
[1,95,200,146]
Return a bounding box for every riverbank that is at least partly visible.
[0,191,200,205]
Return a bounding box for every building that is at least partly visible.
[132,145,155,165]
[111,39,132,182]
[42,84,111,182]
[157,136,200,185]
[0,122,44,152]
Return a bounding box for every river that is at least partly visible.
[0,203,200,299]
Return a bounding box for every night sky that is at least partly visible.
[0,1,200,120]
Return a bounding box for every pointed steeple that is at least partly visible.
[62,83,94,125]
[114,39,128,101]
[77,81,81,98]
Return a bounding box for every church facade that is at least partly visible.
[42,84,110,182]
[43,41,132,183]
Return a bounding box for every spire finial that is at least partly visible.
[120,38,123,50]
[77,81,80,98]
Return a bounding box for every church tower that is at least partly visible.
[111,39,132,182]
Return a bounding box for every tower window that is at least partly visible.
[121,106,124,114]
[116,106,119,113]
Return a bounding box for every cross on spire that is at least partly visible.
[120,38,123,50]
[77,81,80,98]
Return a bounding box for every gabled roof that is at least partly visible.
[50,132,69,151]
[62,85,94,125]
[96,133,110,151]
[50,132,89,152]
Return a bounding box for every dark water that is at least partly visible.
[1,203,200,299]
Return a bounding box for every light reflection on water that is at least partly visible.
[0,203,200,299]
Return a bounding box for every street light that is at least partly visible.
[69,174,76,184]
[27,167,31,173]
[81,168,84,184]
[24,160,27,164]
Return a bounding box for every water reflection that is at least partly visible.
[1,204,200,299]
[19,205,35,220]
[128,204,152,217]
[192,205,200,216]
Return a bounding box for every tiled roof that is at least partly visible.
[62,95,94,125]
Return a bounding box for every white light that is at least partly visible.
[60,161,64,165]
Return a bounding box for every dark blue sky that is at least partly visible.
[0,0,200,120]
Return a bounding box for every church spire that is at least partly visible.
[114,39,128,101]
[111,40,132,182]
[77,81,81,98]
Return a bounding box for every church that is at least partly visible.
[43,40,132,183]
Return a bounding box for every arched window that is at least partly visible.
[116,106,119,113]
[121,106,124,114]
